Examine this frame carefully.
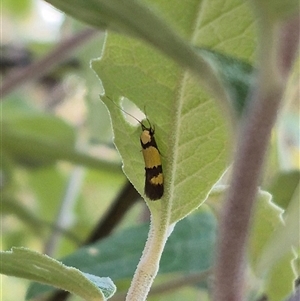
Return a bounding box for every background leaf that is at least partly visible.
[1,197,43,234]
[207,186,296,300]
[267,170,300,209]
[254,184,300,301]
[198,48,254,117]
[1,106,120,172]
[27,209,216,299]
[0,247,116,301]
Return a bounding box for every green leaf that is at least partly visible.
[246,189,299,301]
[207,186,296,300]
[267,170,300,209]
[0,247,116,301]
[45,0,246,104]
[249,191,298,301]
[44,0,205,70]
[27,209,217,299]
[255,183,300,276]
[1,110,120,172]
[91,0,256,223]
[2,0,32,17]
[93,38,229,223]
[263,253,296,301]
[249,191,285,269]
[98,57,226,222]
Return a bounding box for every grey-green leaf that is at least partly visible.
[27,209,216,299]
[0,247,116,301]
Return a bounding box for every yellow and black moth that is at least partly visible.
[140,122,164,200]
[107,97,164,200]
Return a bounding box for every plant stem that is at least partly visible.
[213,15,299,301]
[125,215,173,301]
[112,270,211,301]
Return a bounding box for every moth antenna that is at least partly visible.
[143,105,153,129]
[105,95,143,126]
